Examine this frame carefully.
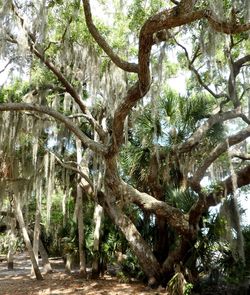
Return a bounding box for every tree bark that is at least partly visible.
[65,253,73,274]
[7,216,16,270]
[31,181,42,276]
[13,194,43,280]
[91,203,103,279]
[62,192,67,227]
[153,217,171,264]
[103,198,162,286]
[46,153,54,230]
[75,138,87,277]
[39,238,53,273]
[0,103,106,154]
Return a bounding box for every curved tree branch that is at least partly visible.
[0,103,107,154]
[49,150,94,192]
[191,125,250,183]
[9,2,106,142]
[207,164,250,207]
[189,164,250,225]
[231,152,250,161]
[104,156,190,235]
[110,9,205,155]
[239,113,250,125]
[109,82,142,155]
[228,54,250,107]
[206,12,250,34]
[121,181,190,236]
[82,0,138,73]
[174,38,228,99]
[110,7,250,156]
[0,58,16,74]
[176,107,243,153]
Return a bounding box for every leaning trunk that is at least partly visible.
[31,185,41,276]
[104,198,162,286]
[13,194,43,280]
[104,158,162,285]
[39,238,53,273]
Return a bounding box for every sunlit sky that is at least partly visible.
[0,62,11,86]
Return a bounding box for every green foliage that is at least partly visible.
[219,253,246,284]
[128,1,147,32]
[58,219,78,256]
[120,249,145,280]
[167,271,193,295]
[184,283,194,295]
[0,0,249,290]
[31,62,58,87]
[120,143,151,184]
[101,224,125,261]
[0,232,25,255]
[116,271,131,283]
[160,88,218,146]
[0,80,30,102]
[242,225,250,272]
[165,188,197,213]
[128,0,164,32]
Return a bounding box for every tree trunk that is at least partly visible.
[104,199,162,286]
[153,217,171,264]
[46,153,55,230]
[75,138,86,277]
[7,251,14,270]
[76,184,86,277]
[103,158,162,285]
[39,238,53,273]
[31,181,42,276]
[13,194,43,280]
[162,238,194,284]
[65,253,72,273]
[62,192,67,227]
[7,217,16,270]
[91,203,103,279]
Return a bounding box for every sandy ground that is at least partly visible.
[0,253,167,295]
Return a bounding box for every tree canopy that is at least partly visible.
[0,0,250,291]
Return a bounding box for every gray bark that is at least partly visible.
[39,239,53,273]
[31,181,42,276]
[75,138,86,277]
[65,253,72,274]
[7,217,16,270]
[91,203,103,278]
[104,199,162,285]
[13,194,43,280]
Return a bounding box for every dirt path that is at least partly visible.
[0,253,167,295]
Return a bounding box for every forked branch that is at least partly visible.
[0,103,107,154]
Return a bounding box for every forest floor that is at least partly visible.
[0,253,168,295]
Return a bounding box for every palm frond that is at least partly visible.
[165,187,197,213]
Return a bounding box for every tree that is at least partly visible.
[0,0,250,287]
[74,138,87,277]
[13,194,43,280]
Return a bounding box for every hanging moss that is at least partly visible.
[219,143,245,264]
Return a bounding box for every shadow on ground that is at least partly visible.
[0,253,167,295]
